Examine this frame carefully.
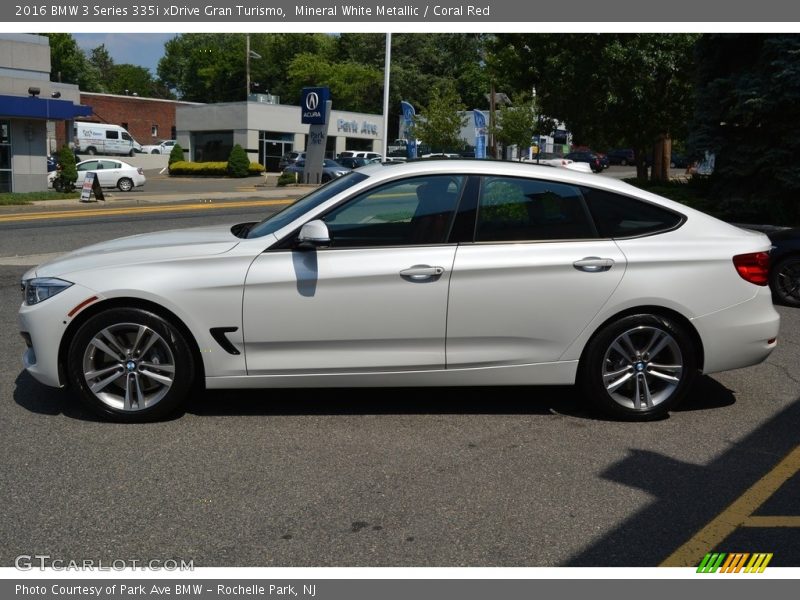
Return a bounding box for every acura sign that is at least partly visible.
[301,87,330,125]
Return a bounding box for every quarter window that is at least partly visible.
[322,175,465,247]
[583,188,683,237]
[476,176,596,242]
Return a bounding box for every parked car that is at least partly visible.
[73,122,142,156]
[278,151,305,170]
[607,149,636,166]
[20,160,779,423]
[336,156,371,169]
[140,140,177,155]
[47,159,146,192]
[565,151,604,172]
[768,227,800,306]
[523,155,594,174]
[283,159,350,182]
[338,150,382,161]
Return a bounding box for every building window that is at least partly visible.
[191,131,233,162]
[151,125,158,138]
[0,121,11,193]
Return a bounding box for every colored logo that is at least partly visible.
[697,552,773,573]
[301,87,330,125]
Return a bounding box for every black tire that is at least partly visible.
[129,149,136,157]
[770,255,800,307]
[53,178,64,193]
[620,159,628,166]
[321,173,331,183]
[118,177,134,192]
[67,307,195,422]
[579,313,698,421]
[86,147,96,156]
[152,149,160,154]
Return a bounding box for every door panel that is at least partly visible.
[447,240,626,367]
[242,246,456,374]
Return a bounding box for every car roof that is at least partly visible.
[353,159,699,213]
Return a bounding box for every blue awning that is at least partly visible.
[0,94,92,120]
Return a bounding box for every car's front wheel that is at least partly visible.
[579,314,697,420]
[770,256,800,306]
[67,308,195,422]
[117,177,134,192]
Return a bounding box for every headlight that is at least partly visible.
[22,277,73,305]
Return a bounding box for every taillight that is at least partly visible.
[733,252,770,286]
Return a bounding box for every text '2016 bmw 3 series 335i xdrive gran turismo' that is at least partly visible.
[19,161,780,422]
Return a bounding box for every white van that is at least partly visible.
[73,122,142,157]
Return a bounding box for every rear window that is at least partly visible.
[584,187,684,238]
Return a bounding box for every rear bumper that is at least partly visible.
[692,287,780,374]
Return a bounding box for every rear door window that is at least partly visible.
[476,176,597,242]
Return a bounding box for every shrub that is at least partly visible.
[168,143,184,165]
[52,145,78,192]
[277,171,300,186]
[168,161,265,177]
[227,144,250,178]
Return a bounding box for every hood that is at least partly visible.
[31,224,241,279]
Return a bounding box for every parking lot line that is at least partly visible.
[660,444,800,567]
[742,516,800,527]
[0,198,293,223]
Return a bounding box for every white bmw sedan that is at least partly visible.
[19,161,779,422]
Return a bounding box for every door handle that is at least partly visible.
[400,265,445,281]
[573,257,615,272]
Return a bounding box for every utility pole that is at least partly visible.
[246,34,251,100]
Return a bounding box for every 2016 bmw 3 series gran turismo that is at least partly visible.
[19,161,780,422]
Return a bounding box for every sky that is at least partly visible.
[73,33,177,74]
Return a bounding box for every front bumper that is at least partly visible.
[18,282,100,388]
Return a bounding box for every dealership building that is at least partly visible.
[176,95,385,171]
[0,34,91,193]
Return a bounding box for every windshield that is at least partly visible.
[246,171,369,238]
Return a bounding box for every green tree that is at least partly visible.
[492,94,540,160]
[489,33,698,180]
[43,33,102,91]
[226,144,250,178]
[287,53,383,114]
[411,83,468,153]
[690,34,800,223]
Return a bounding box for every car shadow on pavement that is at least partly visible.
[13,369,735,422]
[565,394,800,567]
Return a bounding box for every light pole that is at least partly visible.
[382,33,392,159]
[246,34,262,99]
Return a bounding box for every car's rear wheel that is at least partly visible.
[152,149,160,154]
[321,173,331,183]
[86,147,96,155]
[67,308,194,422]
[580,314,697,420]
[770,256,800,307]
[117,177,134,192]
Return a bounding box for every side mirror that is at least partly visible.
[297,219,330,249]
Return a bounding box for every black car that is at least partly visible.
[768,228,800,306]
[565,151,603,172]
[606,148,636,166]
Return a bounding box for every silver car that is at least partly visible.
[19,161,779,422]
